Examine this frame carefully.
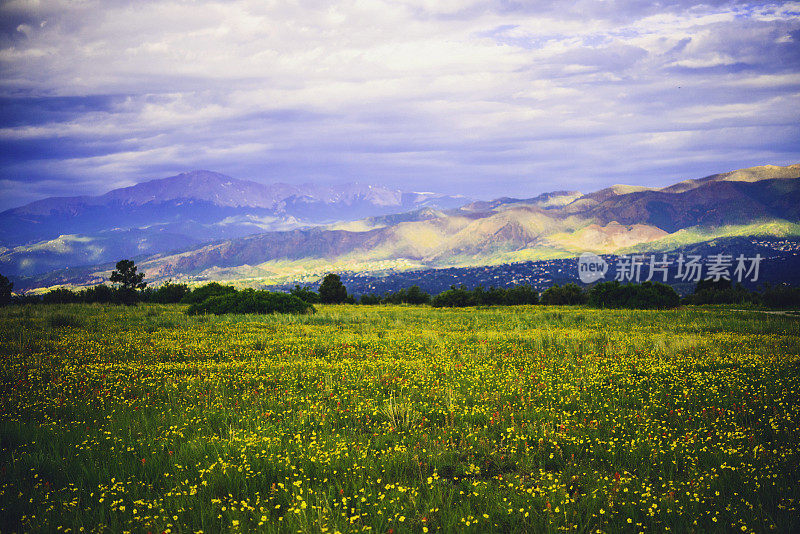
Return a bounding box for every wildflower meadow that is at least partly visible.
[1,304,798,533]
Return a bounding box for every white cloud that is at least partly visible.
[0,0,798,209]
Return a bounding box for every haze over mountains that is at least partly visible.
[0,171,466,276]
[2,164,799,290]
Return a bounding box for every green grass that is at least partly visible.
[1,303,799,533]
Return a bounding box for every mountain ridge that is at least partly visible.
[3,163,799,288]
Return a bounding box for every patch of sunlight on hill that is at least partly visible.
[546,222,668,253]
[24,234,97,254]
[621,219,800,253]
[607,184,654,194]
[367,218,472,259]
[663,164,800,193]
[442,209,577,252]
[389,223,448,253]
[484,247,575,264]
[326,220,385,232]
[190,257,429,287]
[537,192,583,208]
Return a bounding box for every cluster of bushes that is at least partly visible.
[2,280,193,306]
[540,283,588,305]
[537,281,681,309]
[4,261,800,312]
[588,281,681,309]
[186,287,314,316]
[359,285,432,305]
[430,284,539,307]
[290,274,357,304]
[760,284,800,309]
[682,279,756,306]
[683,279,800,308]
[0,274,12,306]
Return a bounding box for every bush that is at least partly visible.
[42,288,80,304]
[759,283,800,309]
[540,283,587,305]
[0,273,12,306]
[431,286,479,307]
[683,279,755,305]
[588,281,680,309]
[290,285,320,303]
[187,289,315,316]
[145,281,191,304]
[181,282,236,304]
[430,284,540,307]
[80,284,118,304]
[359,293,382,305]
[503,284,540,305]
[382,285,431,305]
[12,293,42,305]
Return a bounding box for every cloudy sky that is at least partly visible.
[1,0,799,210]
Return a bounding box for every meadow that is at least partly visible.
[0,304,798,533]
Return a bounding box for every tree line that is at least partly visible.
[2,260,799,311]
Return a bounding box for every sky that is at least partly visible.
[1,0,799,210]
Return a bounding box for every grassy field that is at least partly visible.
[1,304,799,533]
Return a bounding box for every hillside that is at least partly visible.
[129,164,800,285]
[0,171,467,276]
[5,163,799,290]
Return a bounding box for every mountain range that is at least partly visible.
[3,164,799,291]
[0,171,466,277]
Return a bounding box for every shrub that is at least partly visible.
[683,279,755,305]
[431,286,479,308]
[181,282,237,304]
[42,288,80,304]
[382,285,431,305]
[540,283,587,305]
[759,283,800,309]
[0,273,12,306]
[588,281,680,309]
[80,284,118,304]
[290,285,320,303]
[503,284,540,305]
[146,281,191,303]
[359,293,382,305]
[186,289,315,316]
[12,293,42,305]
[430,284,540,307]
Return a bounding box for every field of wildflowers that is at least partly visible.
[1,304,798,533]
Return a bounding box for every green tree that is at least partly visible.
[110,260,146,290]
[110,259,146,305]
[0,273,13,306]
[318,273,348,304]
